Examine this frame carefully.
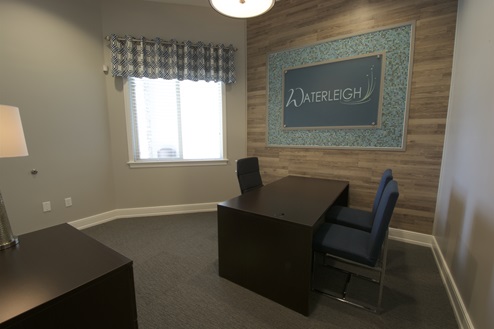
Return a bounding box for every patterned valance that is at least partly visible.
[109,34,236,84]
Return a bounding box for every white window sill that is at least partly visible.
[127,159,229,168]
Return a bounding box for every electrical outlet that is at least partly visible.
[42,201,51,212]
[65,197,72,207]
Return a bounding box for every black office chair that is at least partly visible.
[236,157,263,194]
[325,169,393,232]
[312,180,399,313]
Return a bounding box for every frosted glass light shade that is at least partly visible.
[0,105,28,158]
[209,0,276,19]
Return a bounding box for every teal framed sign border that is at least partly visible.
[266,22,415,150]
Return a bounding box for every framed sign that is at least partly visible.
[267,22,415,150]
[283,53,385,129]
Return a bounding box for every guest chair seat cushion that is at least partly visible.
[313,180,399,313]
[325,206,373,232]
[325,169,393,231]
[313,223,374,266]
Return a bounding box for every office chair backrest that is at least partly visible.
[236,157,263,194]
[371,169,393,217]
[367,180,399,265]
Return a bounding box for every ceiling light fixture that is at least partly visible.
[209,0,276,19]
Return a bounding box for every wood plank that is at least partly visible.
[246,0,458,234]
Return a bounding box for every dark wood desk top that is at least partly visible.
[218,175,349,227]
[0,224,132,325]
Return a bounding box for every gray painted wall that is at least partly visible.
[0,0,246,234]
[101,0,247,209]
[434,0,494,328]
[0,0,115,234]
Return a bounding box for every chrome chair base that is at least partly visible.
[312,232,389,314]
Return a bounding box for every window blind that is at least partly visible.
[128,77,224,162]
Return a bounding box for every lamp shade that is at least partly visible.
[0,105,28,158]
[209,0,276,19]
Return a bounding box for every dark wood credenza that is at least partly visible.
[0,224,138,329]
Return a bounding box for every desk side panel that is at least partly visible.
[218,205,312,315]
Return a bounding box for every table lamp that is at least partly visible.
[0,105,28,250]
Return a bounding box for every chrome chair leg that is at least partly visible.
[312,231,390,314]
[376,230,389,311]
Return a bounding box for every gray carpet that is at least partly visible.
[83,212,458,329]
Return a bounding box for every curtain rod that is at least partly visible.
[105,36,237,51]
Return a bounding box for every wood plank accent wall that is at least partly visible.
[246,0,458,234]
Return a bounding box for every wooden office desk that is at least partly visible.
[217,175,349,316]
[0,224,138,329]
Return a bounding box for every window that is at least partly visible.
[125,77,226,167]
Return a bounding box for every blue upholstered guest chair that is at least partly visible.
[236,157,263,194]
[312,180,399,313]
[325,169,393,232]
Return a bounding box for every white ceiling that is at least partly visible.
[143,0,210,7]
[144,0,280,7]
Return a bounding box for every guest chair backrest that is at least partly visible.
[236,157,263,194]
[367,180,399,265]
[371,169,393,217]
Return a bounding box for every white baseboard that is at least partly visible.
[389,228,473,329]
[69,202,218,230]
[71,208,435,246]
[72,209,435,246]
[68,210,122,230]
[70,207,471,329]
[388,227,433,247]
[431,237,474,329]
